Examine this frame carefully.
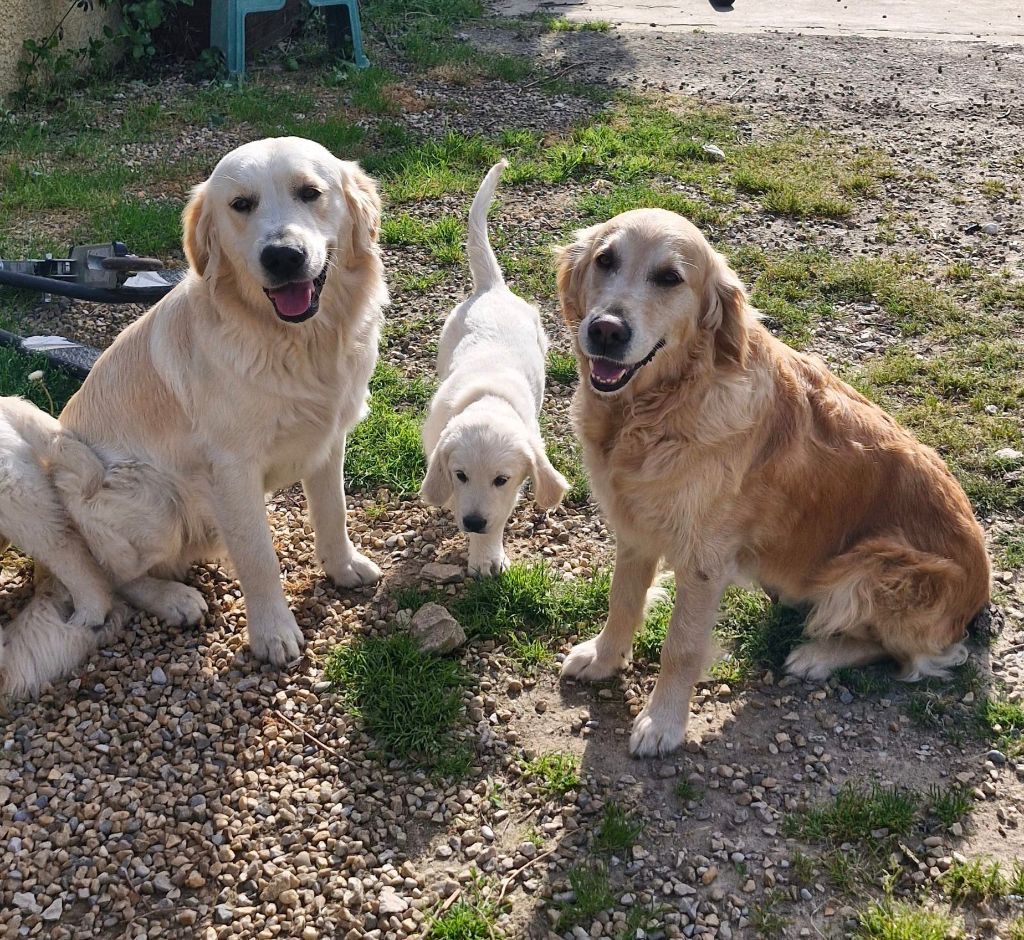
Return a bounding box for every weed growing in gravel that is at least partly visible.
[784,782,920,845]
[788,850,816,886]
[1010,917,1024,940]
[428,900,496,939]
[927,784,973,830]
[324,633,470,770]
[749,889,788,938]
[542,16,612,32]
[544,434,589,505]
[941,857,1012,906]
[559,862,614,930]
[523,752,580,796]
[994,530,1024,570]
[594,802,642,855]
[346,363,432,494]
[855,899,962,940]
[835,666,892,695]
[674,780,703,804]
[979,696,1024,757]
[546,350,578,385]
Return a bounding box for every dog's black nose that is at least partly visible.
[261,244,307,280]
[463,514,487,533]
[587,314,632,354]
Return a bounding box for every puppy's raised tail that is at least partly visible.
[467,159,509,294]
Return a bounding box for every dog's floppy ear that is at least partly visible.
[182,182,215,277]
[420,436,454,507]
[702,251,750,369]
[340,161,381,264]
[555,224,602,326]
[529,437,570,511]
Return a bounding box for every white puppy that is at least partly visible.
[421,160,568,576]
[49,137,387,669]
[0,396,123,697]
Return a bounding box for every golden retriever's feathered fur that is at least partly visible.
[556,209,989,757]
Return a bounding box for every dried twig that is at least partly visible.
[272,709,355,767]
[523,62,582,90]
[727,77,754,100]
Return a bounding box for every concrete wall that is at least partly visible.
[0,0,120,96]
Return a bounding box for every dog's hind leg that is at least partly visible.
[784,636,888,682]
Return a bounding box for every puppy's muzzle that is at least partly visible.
[462,514,487,534]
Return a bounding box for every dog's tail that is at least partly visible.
[467,159,509,293]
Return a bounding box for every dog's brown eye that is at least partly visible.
[493,476,508,487]
[455,470,468,483]
[653,269,683,287]
[298,186,322,203]
[230,196,256,213]
[595,251,615,271]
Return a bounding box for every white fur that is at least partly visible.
[420,160,568,576]
[55,137,387,668]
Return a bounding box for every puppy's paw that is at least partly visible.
[248,609,304,667]
[467,550,510,579]
[560,636,628,682]
[92,600,132,641]
[629,706,687,758]
[144,582,208,628]
[783,642,832,682]
[325,551,382,589]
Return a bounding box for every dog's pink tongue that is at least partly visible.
[591,358,627,383]
[269,281,314,318]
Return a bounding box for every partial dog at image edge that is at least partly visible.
[420,160,569,576]
[0,396,125,697]
[555,208,990,758]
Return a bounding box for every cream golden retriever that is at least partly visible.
[44,136,387,672]
[421,160,568,575]
[556,208,990,757]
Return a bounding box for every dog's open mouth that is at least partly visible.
[588,340,665,393]
[264,259,330,323]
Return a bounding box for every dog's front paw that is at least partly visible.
[468,550,510,579]
[248,609,304,666]
[324,551,382,589]
[629,705,687,758]
[783,643,832,682]
[560,636,628,682]
[145,582,208,628]
[92,600,132,641]
[67,591,113,630]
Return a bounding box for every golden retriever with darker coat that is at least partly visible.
[556,209,990,757]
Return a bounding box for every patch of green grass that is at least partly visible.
[941,857,1008,906]
[428,901,495,939]
[906,690,952,730]
[559,863,614,930]
[324,633,469,769]
[978,696,1024,756]
[788,850,816,886]
[855,899,961,940]
[0,349,81,414]
[545,434,589,505]
[82,198,184,257]
[674,780,703,804]
[594,802,642,855]
[927,784,972,830]
[994,530,1024,569]
[380,213,466,265]
[524,751,580,796]
[714,588,806,677]
[449,562,609,647]
[835,666,892,696]
[577,183,726,230]
[542,16,612,31]
[546,350,578,385]
[1010,916,1024,940]
[390,270,448,296]
[346,363,432,494]
[633,581,674,663]
[750,889,788,938]
[784,782,920,845]
[367,132,502,202]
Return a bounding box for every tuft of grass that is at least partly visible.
[544,433,589,505]
[427,901,496,939]
[750,889,789,938]
[788,850,816,886]
[523,751,580,796]
[558,863,614,930]
[784,782,920,845]
[543,16,612,32]
[941,857,1008,906]
[714,588,806,677]
[927,784,972,830]
[577,182,726,230]
[994,530,1024,570]
[0,349,81,414]
[978,696,1024,757]
[674,780,703,804]
[380,213,466,265]
[346,363,432,494]
[594,802,642,855]
[546,350,578,385]
[323,633,469,770]
[1010,916,1024,940]
[836,666,892,696]
[855,899,961,940]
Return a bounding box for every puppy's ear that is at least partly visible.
[182,183,214,277]
[702,251,750,369]
[555,224,601,326]
[340,161,381,264]
[529,437,570,511]
[420,438,454,507]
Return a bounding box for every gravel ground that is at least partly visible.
[2,16,1023,940]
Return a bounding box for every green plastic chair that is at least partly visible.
[211,0,369,77]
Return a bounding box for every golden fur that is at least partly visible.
[556,209,990,757]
